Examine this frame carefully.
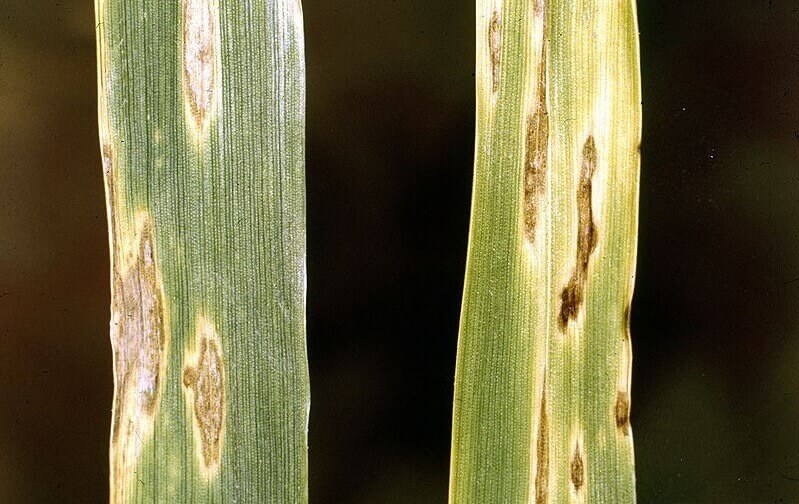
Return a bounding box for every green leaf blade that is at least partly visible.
[96,0,308,502]
[450,1,641,503]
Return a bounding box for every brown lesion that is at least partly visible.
[488,11,501,93]
[523,40,548,243]
[183,317,226,478]
[559,136,598,330]
[109,215,168,503]
[534,390,550,504]
[569,442,585,493]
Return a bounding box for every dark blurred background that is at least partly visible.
[1,1,798,502]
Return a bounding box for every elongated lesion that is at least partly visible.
[109,212,169,503]
[487,11,502,94]
[522,23,548,244]
[615,306,633,434]
[559,136,598,330]
[534,388,550,504]
[183,315,227,480]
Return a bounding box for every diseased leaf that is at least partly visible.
[449,1,641,502]
[95,0,308,501]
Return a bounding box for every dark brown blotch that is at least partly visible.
[615,391,631,432]
[558,279,582,329]
[570,444,585,492]
[559,136,598,330]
